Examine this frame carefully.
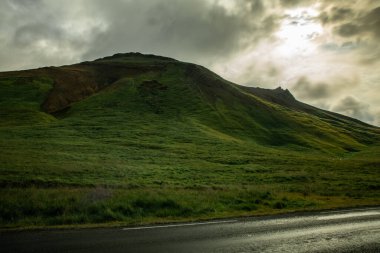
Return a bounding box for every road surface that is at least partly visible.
[1,207,380,252]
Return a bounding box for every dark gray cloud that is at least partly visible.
[291,77,331,100]
[335,23,360,37]
[333,96,374,123]
[288,73,379,124]
[81,0,280,64]
[317,1,380,72]
[0,0,107,70]
[145,1,248,55]
[363,6,380,38]
[289,76,363,116]
[320,7,354,24]
[248,0,265,16]
[13,23,63,47]
[321,4,380,40]
[279,0,313,8]
[7,0,43,10]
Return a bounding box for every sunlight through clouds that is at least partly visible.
[275,7,323,57]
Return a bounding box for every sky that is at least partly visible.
[1,0,380,125]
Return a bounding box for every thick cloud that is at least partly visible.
[333,96,374,123]
[84,1,219,60]
[319,3,380,66]
[279,0,314,8]
[345,6,380,38]
[0,0,282,69]
[331,7,380,39]
[0,0,107,70]
[320,7,354,24]
[0,0,379,125]
[336,24,360,37]
[290,75,360,107]
[81,0,281,64]
[292,77,331,100]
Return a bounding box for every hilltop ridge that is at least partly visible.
[0,52,378,149]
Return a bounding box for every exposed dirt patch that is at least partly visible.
[0,61,169,114]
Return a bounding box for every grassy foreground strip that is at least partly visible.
[1,140,379,229]
[1,186,379,229]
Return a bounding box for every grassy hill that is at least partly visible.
[0,53,379,228]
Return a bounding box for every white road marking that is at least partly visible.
[319,207,380,214]
[121,219,238,230]
[317,211,380,220]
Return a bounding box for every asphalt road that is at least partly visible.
[1,207,380,253]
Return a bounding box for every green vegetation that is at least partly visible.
[0,53,379,229]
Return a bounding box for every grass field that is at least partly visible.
[0,54,379,228]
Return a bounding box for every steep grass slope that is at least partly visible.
[0,53,379,228]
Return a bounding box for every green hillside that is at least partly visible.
[1,53,379,228]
